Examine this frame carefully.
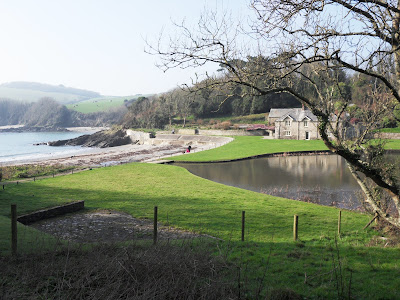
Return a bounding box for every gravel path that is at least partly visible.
[30,210,205,243]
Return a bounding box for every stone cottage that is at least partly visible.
[268,108,319,140]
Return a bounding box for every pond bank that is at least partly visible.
[167,150,333,164]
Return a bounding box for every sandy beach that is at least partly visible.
[0,128,233,167]
[3,138,231,167]
[2,144,187,167]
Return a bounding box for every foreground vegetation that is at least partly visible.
[1,241,238,299]
[0,164,77,182]
[1,160,400,298]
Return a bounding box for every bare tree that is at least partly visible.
[149,1,400,227]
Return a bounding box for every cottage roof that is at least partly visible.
[269,108,318,122]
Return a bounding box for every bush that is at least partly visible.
[381,116,397,128]
[214,121,232,130]
[1,242,237,299]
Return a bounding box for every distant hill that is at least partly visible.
[0,81,101,104]
[67,94,152,114]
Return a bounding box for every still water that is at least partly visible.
[0,130,96,165]
[174,155,363,210]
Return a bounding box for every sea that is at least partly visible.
[0,129,98,165]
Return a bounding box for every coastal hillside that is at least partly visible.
[67,94,150,114]
[0,82,101,104]
[0,98,127,127]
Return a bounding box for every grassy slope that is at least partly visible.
[66,96,128,113]
[1,163,399,298]
[378,127,400,133]
[173,137,328,162]
[0,86,89,104]
[172,137,400,162]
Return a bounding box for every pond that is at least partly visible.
[173,154,364,210]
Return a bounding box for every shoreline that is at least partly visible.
[65,126,109,133]
[1,139,228,167]
[1,144,189,167]
[1,131,232,167]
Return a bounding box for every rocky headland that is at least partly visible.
[48,129,132,148]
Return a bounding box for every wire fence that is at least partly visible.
[8,202,349,256]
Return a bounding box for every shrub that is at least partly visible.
[1,242,237,299]
[214,121,232,130]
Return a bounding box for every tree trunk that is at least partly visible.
[347,162,400,228]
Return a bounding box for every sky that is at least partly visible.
[0,0,249,96]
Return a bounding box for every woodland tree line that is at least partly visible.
[122,65,400,129]
[2,65,400,131]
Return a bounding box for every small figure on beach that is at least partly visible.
[184,145,192,153]
[171,129,175,134]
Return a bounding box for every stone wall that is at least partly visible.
[17,201,85,225]
[176,129,198,135]
[126,130,154,144]
[375,132,400,139]
[197,129,265,136]
[149,134,232,147]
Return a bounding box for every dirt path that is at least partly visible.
[30,210,206,243]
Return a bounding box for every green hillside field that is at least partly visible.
[66,96,128,113]
[67,94,151,113]
[0,86,89,104]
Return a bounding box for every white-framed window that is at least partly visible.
[284,130,291,136]
[303,120,308,127]
[285,119,291,126]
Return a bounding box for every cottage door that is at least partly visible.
[305,132,310,140]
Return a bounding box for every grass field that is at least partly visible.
[172,137,400,162]
[378,127,400,133]
[172,137,328,162]
[0,86,90,104]
[2,138,400,298]
[66,96,128,113]
[1,161,400,298]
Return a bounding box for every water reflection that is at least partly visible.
[174,155,362,210]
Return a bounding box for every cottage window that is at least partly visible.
[304,120,308,127]
[284,130,291,136]
[285,119,291,126]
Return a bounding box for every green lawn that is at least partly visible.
[384,139,400,149]
[173,137,328,162]
[172,137,400,162]
[378,127,400,133]
[2,137,400,298]
[1,162,399,298]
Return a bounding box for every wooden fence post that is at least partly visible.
[11,204,17,256]
[153,206,158,245]
[338,210,342,236]
[241,211,245,242]
[293,215,298,241]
